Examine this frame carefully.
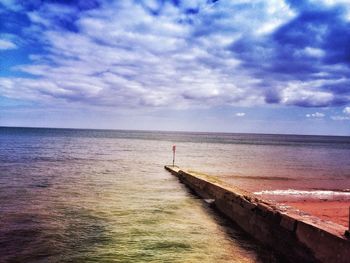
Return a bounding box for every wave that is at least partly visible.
[254,189,350,199]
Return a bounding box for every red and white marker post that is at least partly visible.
[172,145,176,167]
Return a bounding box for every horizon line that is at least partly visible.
[1,125,349,138]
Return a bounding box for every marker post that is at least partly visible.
[172,145,176,167]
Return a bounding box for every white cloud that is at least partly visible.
[330,106,350,121]
[235,112,246,117]
[255,0,295,35]
[0,39,17,50]
[0,0,348,111]
[282,84,334,107]
[331,116,350,121]
[302,47,325,58]
[306,112,325,118]
[343,107,350,115]
[2,0,273,109]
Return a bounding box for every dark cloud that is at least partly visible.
[323,81,350,95]
[19,0,101,11]
[230,1,350,107]
[264,89,281,104]
[274,7,350,66]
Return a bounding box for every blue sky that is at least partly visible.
[0,0,350,135]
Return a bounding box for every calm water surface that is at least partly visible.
[1,127,350,262]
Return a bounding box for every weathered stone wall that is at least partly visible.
[165,165,350,263]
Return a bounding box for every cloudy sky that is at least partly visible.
[0,0,350,135]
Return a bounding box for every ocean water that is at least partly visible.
[1,127,350,262]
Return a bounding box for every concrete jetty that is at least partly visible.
[165,165,350,263]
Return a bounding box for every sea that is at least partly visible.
[1,127,350,262]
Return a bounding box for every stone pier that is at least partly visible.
[165,165,350,263]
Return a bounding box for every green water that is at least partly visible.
[0,128,289,262]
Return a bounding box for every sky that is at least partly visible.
[0,0,350,135]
